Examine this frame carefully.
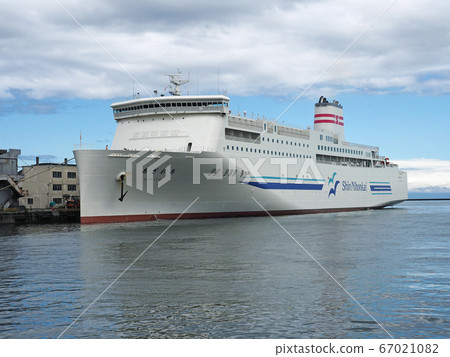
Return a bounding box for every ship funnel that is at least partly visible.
[314,96,344,141]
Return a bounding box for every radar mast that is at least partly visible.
[165,69,189,96]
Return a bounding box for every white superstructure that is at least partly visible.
[74,73,407,223]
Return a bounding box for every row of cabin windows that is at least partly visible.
[114,101,228,113]
[52,184,77,191]
[261,137,309,148]
[225,145,311,159]
[317,145,363,156]
[52,171,77,179]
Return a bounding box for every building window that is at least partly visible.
[53,171,62,178]
[68,172,77,179]
[68,184,77,191]
[53,184,62,191]
[53,198,62,204]
[27,198,33,205]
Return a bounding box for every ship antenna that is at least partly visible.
[164,69,189,96]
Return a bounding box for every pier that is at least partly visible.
[0,209,80,225]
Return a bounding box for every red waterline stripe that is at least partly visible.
[81,206,386,224]
[314,119,344,126]
[314,114,343,120]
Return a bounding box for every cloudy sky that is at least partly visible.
[1,0,450,194]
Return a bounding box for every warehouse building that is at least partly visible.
[19,158,79,209]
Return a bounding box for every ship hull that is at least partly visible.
[74,150,407,224]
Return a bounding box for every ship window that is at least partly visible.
[232,146,234,150]
[281,140,283,144]
[246,148,248,152]
[187,142,192,152]
[264,123,267,130]
[227,145,229,150]
[182,103,187,107]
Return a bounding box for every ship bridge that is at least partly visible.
[112,95,230,121]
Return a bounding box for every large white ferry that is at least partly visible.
[74,72,407,223]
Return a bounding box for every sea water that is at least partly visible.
[0,201,449,338]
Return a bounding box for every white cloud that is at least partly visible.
[2,0,450,99]
[395,158,450,192]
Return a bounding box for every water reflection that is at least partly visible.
[0,202,449,338]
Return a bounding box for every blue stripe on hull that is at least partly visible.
[246,182,324,190]
[370,185,392,192]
